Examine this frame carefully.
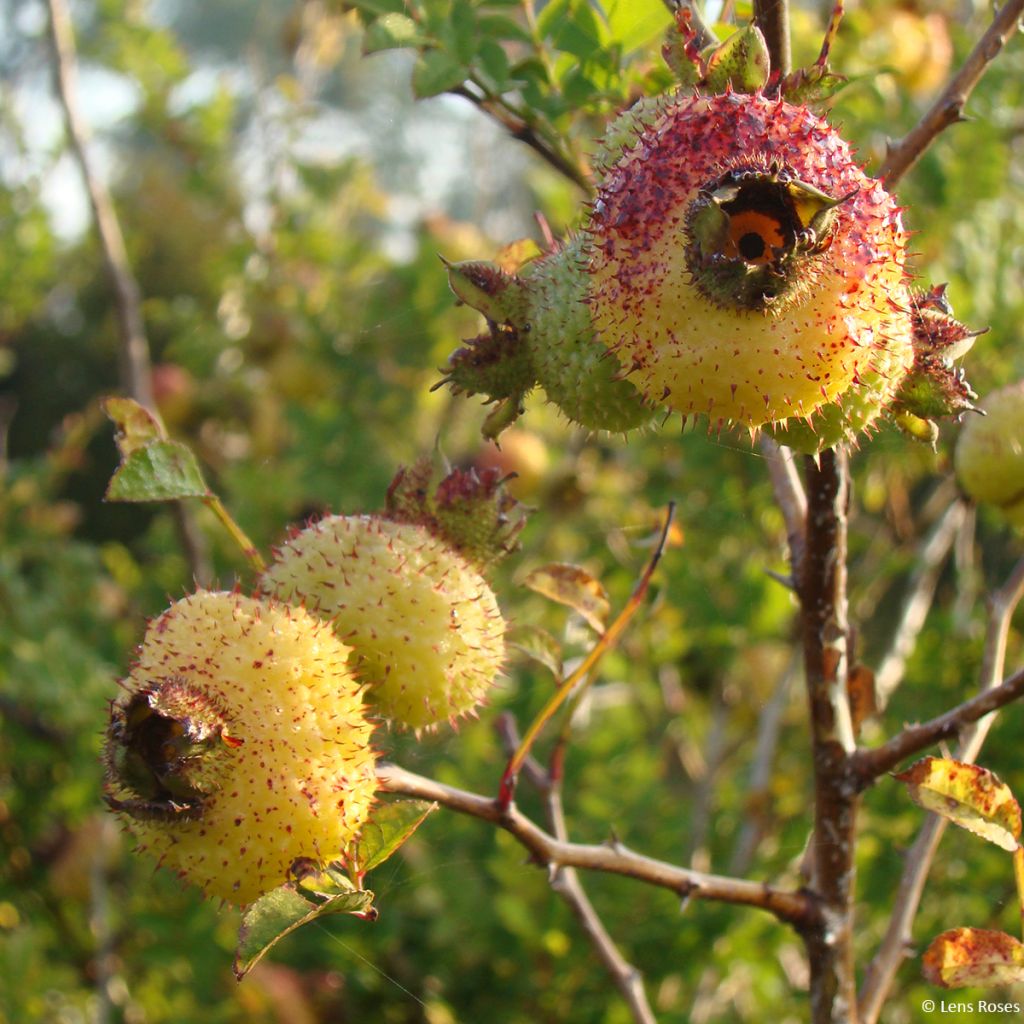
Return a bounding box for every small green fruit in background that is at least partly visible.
[103,591,377,906]
[955,381,1024,527]
[262,514,506,732]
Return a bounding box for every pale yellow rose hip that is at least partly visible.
[261,515,506,732]
[104,591,377,906]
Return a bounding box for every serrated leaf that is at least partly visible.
[103,396,165,457]
[354,799,436,874]
[923,928,1024,989]
[234,884,374,979]
[507,623,563,679]
[602,0,667,53]
[105,440,209,502]
[895,757,1022,852]
[412,49,466,97]
[363,12,421,53]
[522,563,610,634]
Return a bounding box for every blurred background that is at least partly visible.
[1,0,1023,1020]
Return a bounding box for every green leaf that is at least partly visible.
[105,441,210,502]
[522,563,610,634]
[363,13,421,53]
[538,0,608,61]
[353,799,437,875]
[602,0,667,53]
[449,0,477,64]
[895,757,1022,852]
[103,396,165,457]
[234,884,375,980]
[412,49,466,97]
[478,39,511,88]
[923,928,1024,989]
[476,14,532,45]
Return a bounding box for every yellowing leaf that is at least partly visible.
[103,396,165,457]
[522,563,610,634]
[923,928,1024,989]
[895,757,1022,852]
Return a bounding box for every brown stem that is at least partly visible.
[46,0,153,410]
[858,555,1024,1024]
[495,715,659,1024]
[800,448,859,1024]
[45,0,212,584]
[377,762,817,927]
[754,0,792,78]
[853,663,1024,785]
[448,84,591,192]
[879,0,1024,188]
[761,436,807,581]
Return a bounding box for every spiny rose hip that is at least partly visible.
[586,90,915,434]
[103,591,377,906]
[261,516,506,732]
[954,381,1024,528]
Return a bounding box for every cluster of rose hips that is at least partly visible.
[103,464,516,905]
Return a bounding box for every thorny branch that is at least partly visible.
[798,448,858,1024]
[858,555,1024,1024]
[880,0,1024,187]
[376,762,818,927]
[45,0,211,584]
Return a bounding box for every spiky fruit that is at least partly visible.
[103,591,377,906]
[954,382,1024,528]
[519,238,653,432]
[586,90,915,438]
[441,240,653,435]
[261,516,506,731]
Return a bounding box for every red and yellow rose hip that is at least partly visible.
[103,592,377,906]
[262,515,506,732]
[586,90,915,444]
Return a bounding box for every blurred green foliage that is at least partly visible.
[1,0,1023,1021]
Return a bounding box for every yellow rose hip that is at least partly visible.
[261,515,506,732]
[103,591,377,906]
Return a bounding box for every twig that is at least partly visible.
[873,499,968,710]
[879,0,1024,188]
[377,762,817,927]
[754,0,792,78]
[495,716,659,1024]
[858,554,1024,1024]
[448,84,591,192]
[45,0,153,410]
[761,436,807,579]
[853,663,1024,785]
[45,0,212,585]
[799,448,858,1024]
